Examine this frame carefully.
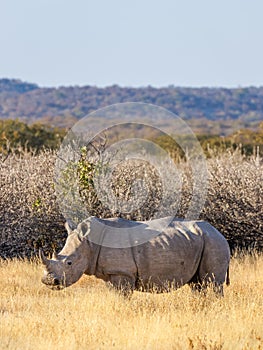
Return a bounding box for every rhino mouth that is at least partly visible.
[41,274,65,290]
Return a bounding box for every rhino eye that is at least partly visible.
[67,261,72,266]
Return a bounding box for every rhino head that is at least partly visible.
[40,221,91,290]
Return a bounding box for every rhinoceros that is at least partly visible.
[40,216,230,296]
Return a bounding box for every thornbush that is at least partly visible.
[0,148,262,258]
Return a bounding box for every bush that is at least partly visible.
[0,148,262,258]
[202,151,263,250]
[0,149,66,258]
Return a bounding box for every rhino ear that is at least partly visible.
[65,221,73,235]
[65,219,77,235]
[78,221,90,238]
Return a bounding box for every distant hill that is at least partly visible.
[0,79,38,94]
[0,79,263,134]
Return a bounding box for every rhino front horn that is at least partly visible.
[39,249,49,266]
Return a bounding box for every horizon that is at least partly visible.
[1,77,263,90]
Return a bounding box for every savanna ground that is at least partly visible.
[0,253,263,350]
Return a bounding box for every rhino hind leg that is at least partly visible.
[187,271,212,295]
[188,257,229,297]
[188,272,225,296]
[196,265,229,296]
[188,272,203,293]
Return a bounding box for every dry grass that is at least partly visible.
[1,254,263,350]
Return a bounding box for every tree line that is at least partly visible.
[0,119,65,152]
[0,119,262,157]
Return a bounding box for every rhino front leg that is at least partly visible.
[108,274,135,297]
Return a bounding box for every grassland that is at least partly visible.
[0,254,262,350]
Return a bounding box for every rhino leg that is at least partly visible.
[188,256,229,297]
[188,273,203,293]
[108,274,136,297]
[188,272,225,296]
[194,257,229,297]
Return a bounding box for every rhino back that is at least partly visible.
[133,220,204,290]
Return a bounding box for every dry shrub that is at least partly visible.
[0,147,262,258]
[202,150,263,251]
[0,149,65,258]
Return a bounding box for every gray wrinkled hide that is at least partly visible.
[41,216,230,295]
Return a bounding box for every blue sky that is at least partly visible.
[1,0,263,88]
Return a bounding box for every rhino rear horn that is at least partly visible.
[52,251,59,260]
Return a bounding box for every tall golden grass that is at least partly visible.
[0,254,262,350]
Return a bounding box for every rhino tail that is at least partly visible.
[226,266,230,286]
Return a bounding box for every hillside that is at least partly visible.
[0,79,263,134]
